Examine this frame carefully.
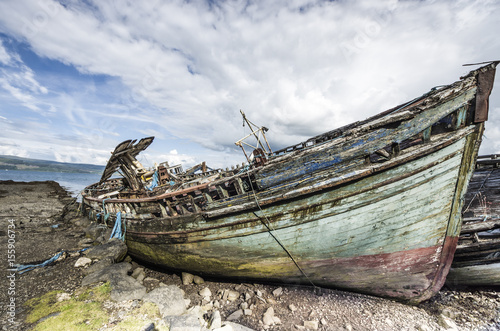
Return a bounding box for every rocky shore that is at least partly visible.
[1,180,500,330]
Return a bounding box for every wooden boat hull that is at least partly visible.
[81,62,498,303]
[125,131,479,303]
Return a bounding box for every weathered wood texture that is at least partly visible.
[448,155,500,286]
[125,137,476,303]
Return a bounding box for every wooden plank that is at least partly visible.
[255,88,476,190]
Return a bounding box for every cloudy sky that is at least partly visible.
[0,0,499,169]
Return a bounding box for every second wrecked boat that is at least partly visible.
[82,62,498,303]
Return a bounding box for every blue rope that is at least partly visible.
[146,170,159,191]
[15,248,89,274]
[110,212,126,241]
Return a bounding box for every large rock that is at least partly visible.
[84,238,127,262]
[82,257,115,275]
[81,262,146,301]
[81,262,132,286]
[144,286,188,317]
[109,272,147,302]
[164,314,201,331]
[84,223,107,241]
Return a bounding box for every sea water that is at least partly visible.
[0,170,101,197]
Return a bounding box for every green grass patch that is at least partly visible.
[24,290,64,324]
[25,283,111,330]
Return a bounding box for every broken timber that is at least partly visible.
[447,154,500,286]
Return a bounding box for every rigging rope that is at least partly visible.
[244,171,318,290]
[110,211,126,241]
[15,248,89,274]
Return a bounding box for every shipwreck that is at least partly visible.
[82,62,498,303]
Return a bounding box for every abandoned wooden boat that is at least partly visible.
[82,62,498,303]
[447,155,500,286]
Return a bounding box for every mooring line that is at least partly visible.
[245,171,318,290]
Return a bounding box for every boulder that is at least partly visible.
[81,262,146,301]
[82,257,114,275]
[143,285,188,317]
[84,223,107,241]
[109,273,147,302]
[84,238,127,262]
[81,262,132,286]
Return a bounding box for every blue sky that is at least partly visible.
[1,0,500,168]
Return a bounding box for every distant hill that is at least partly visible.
[0,155,105,174]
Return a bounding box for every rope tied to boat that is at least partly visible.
[146,170,159,191]
[244,170,319,291]
[15,247,89,274]
[110,211,126,241]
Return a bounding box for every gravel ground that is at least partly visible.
[1,180,500,331]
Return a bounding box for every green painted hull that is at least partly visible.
[125,132,479,303]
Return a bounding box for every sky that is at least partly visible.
[0,0,499,169]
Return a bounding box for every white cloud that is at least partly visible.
[0,39,11,64]
[0,0,499,165]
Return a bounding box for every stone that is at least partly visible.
[56,292,71,302]
[208,310,222,329]
[84,223,106,241]
[272,287,283,297]
[81,262,132,286]
[320,318,327,326]
[199,287,212,298]
[141,323,155,331]
[74,257,92,268]
[136,273,145,284]
[182,272,194,285]
[227,309,243,321]
[132,267,144,278]
[84,238,127,262]
[82,257,114,275]
[263,307,275,326]
[193,275,204,284]
[144,285,188,317]
[244,309,253,316]
[240,302,249,310]
[216,322,256,331]
[165,314,201,331]
[227,290,240,302]
[438,314,458,330]
[289,304,297,312]
[110,275,147,302]
[304,320,319,330]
